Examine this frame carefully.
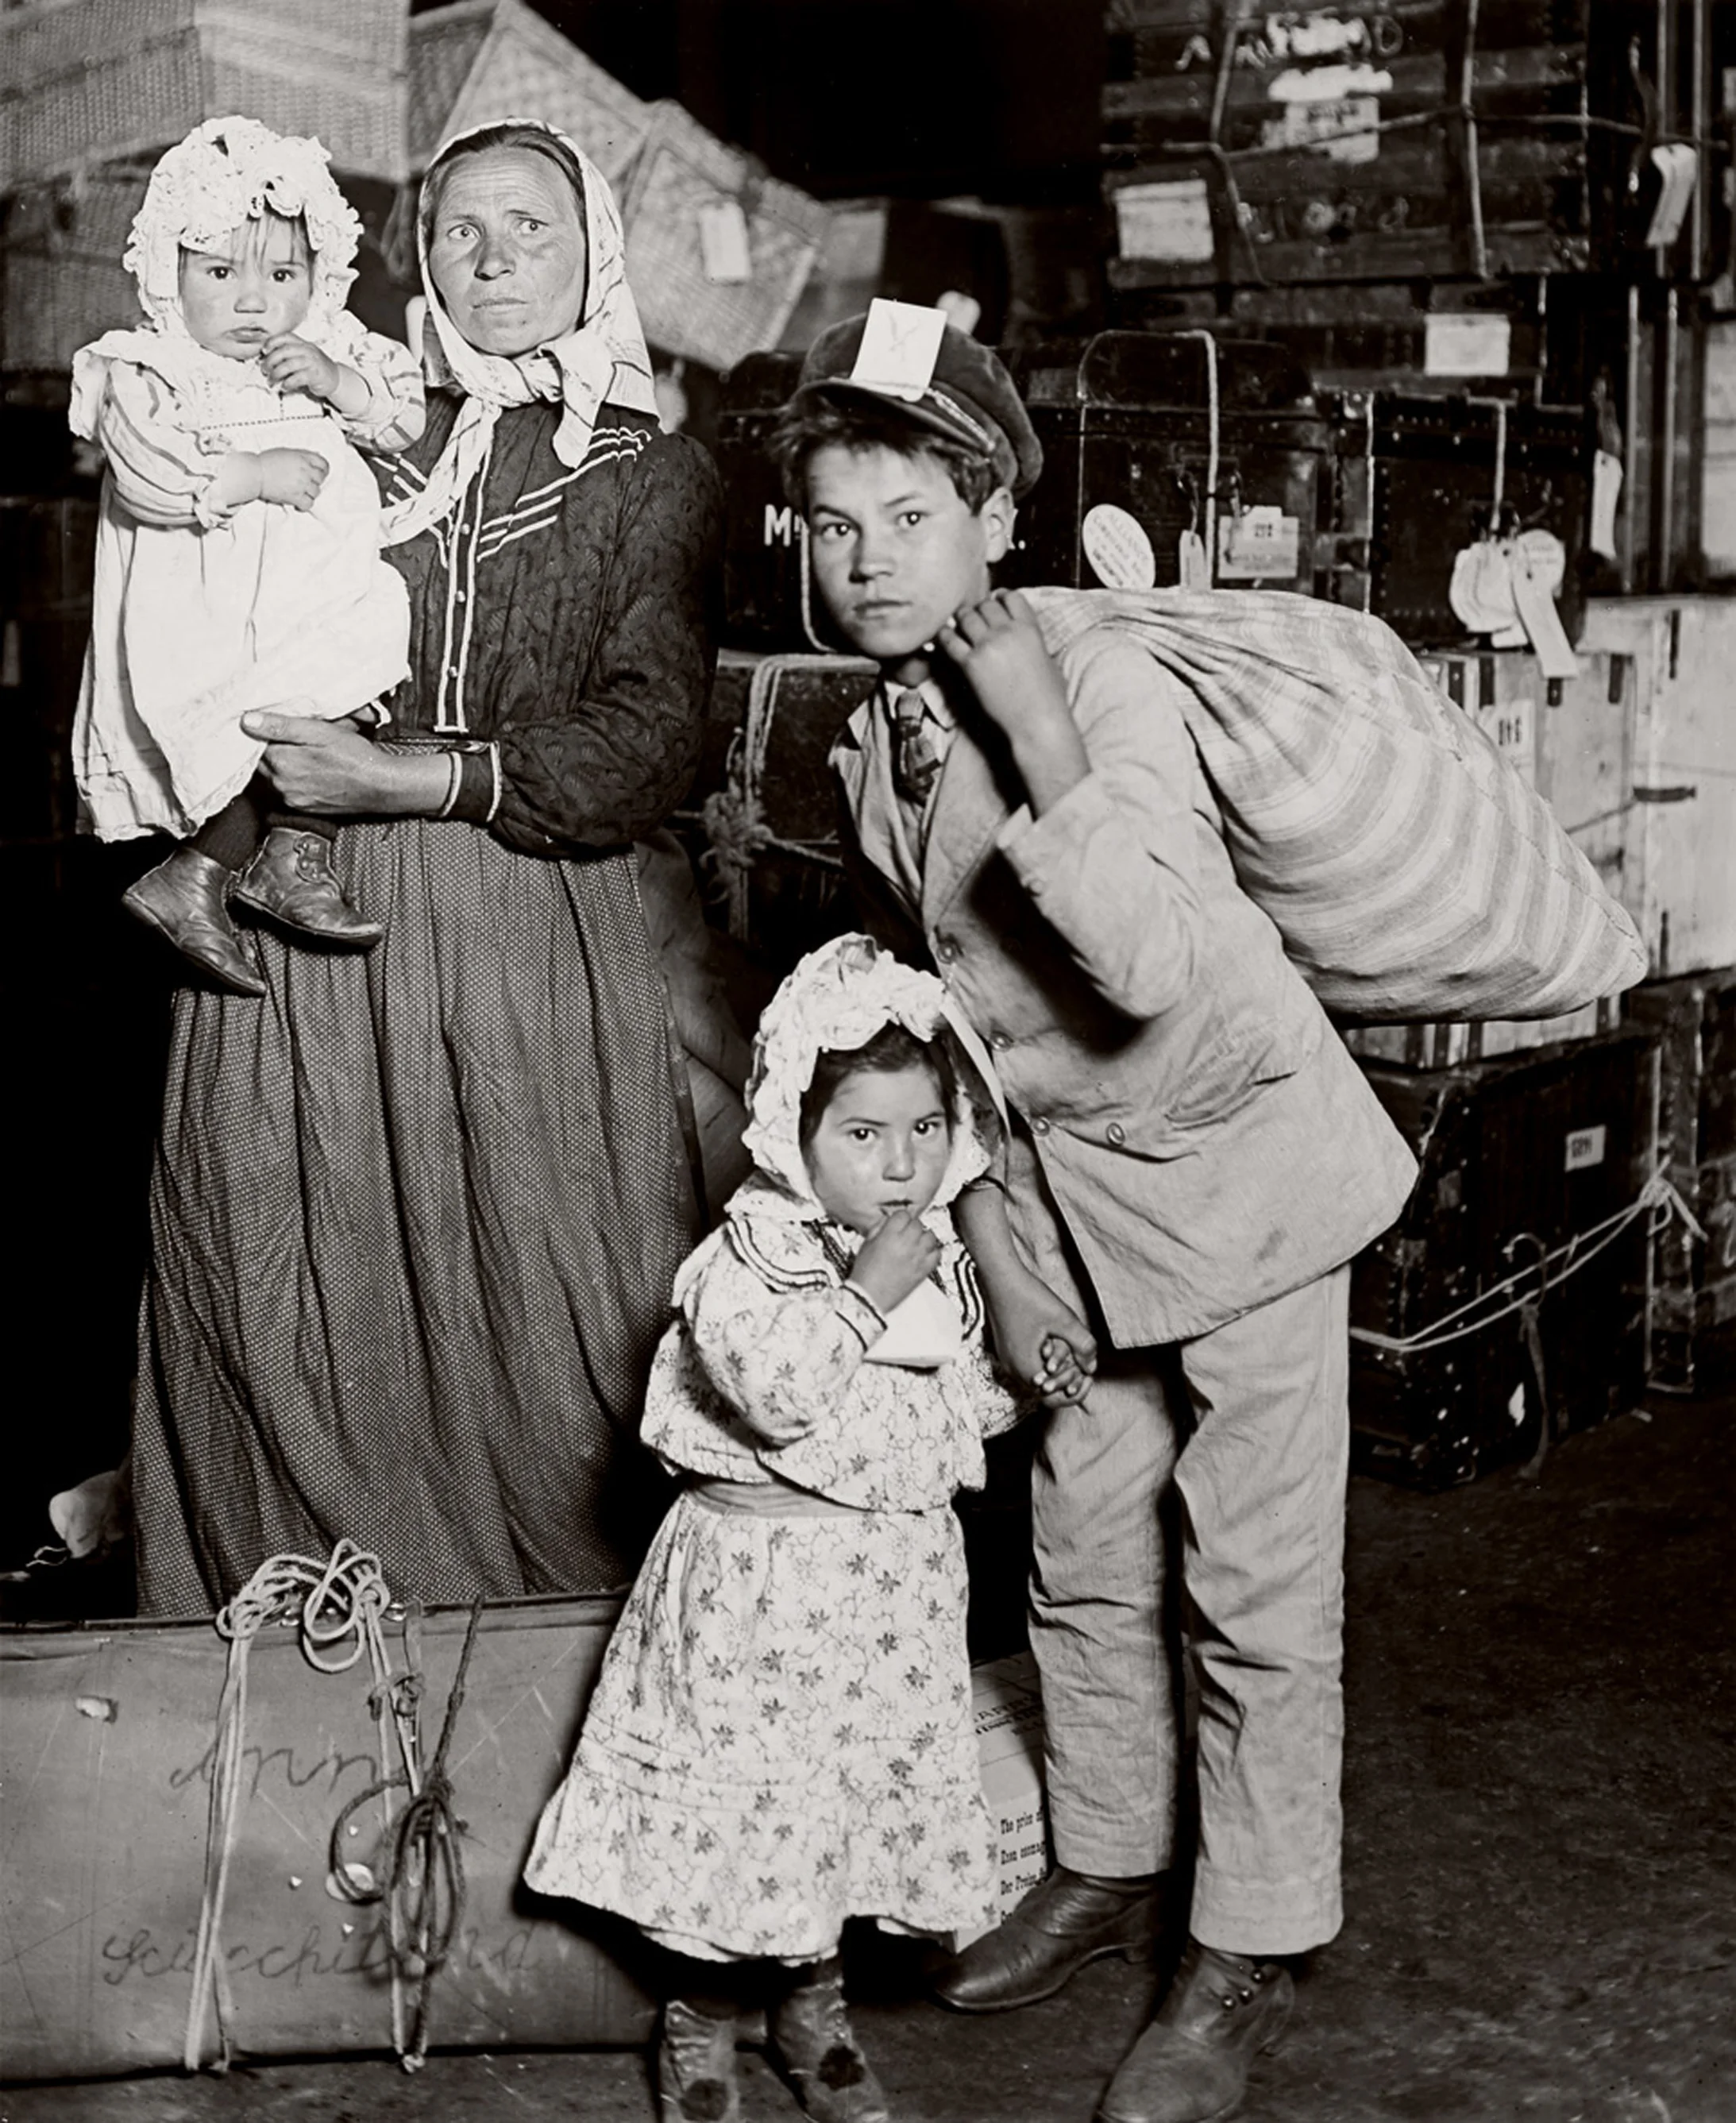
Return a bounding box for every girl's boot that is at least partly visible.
[122,845,265,995]
[657,1998,742,2123]
[770,1961,892,2123]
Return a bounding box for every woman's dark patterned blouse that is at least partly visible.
[378,392,722,856]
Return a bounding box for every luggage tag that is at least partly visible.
[1589,450,1623,562]
[1506,531,1579,680]
[1642,143,1698,250]
[1083,503,1157,590]
[1177,526,1212,589]
[699,199,753,284]
[851,298,948,400]
[863,1277,966,1369]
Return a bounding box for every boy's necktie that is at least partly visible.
[892,687,943,805]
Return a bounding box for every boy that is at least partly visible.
[770,304,1418,2123]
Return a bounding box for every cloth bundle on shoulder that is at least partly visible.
[1023,586,1646,1024]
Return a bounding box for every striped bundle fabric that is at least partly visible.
[1024,586,1647,1024]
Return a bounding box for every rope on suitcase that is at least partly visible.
[1348,1164,1707,1361]
[183,1542,474,2077]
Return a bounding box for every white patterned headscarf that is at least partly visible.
[380,118,658,547]
[740,933,1004,1220]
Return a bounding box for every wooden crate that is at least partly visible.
[0,0,408,188]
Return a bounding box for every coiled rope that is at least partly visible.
[183,1542,480,2076]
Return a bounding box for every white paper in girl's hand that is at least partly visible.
[863,1277,966,1368]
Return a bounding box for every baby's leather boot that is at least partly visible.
[123,845,264,995]
[233,827,383,945]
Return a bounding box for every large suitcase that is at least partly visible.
[1350,1029,1660,1488]
[1318,387,1591,647]
[1624,966,1736,1392]
[1001,330,1329,599]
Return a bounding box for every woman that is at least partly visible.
[130,121,723,1613]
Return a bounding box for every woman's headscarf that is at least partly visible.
[738,932,1005,1222]
[380,118,660,547]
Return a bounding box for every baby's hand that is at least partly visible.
[847,1208,942,1316]
[257,447,330,510]
[260,333,342,403]
[1035,1331,1091,1409]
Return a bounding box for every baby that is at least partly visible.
[71,115,424,994]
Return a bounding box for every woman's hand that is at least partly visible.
[936,589,1088,815]
[242,708,452,818]
[847,1208,943,1316]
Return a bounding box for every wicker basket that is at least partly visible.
[407,0,653,191]
[621,100,828,372]
[0,0,410,189]
[1,169,149,372]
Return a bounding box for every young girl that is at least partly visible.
[71,115,424,995]
[526,933,1086,2123]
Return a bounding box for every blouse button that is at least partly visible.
[1030,1116,1051,1135]
[991,1033,1011,1050]
[1107,1121,1126,1145]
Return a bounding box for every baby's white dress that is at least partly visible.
[70,313,422,840]
[524,1194,1023,1963]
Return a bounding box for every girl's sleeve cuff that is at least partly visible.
[837,1282,888,1346]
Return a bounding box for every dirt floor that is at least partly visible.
[4,1361,1732,2123]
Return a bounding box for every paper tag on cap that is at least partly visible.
[851,299,948,402]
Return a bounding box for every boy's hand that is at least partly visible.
[260,334,343,402]
[847,1208,943,1316]
[257,447,330,510]
[936,589,1088,814]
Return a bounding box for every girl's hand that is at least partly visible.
[260,334,342,402]
[847,1208,943,1315]
[936,589,1088,814]
[257,448,330,510]
[242,707,449,817]
[1035,1331,1092,1409]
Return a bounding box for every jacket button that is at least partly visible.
[1106,1121,1125,1145]
[1030,1115,1050,1135]
[991,1032,1011,1050]
[936,937,958,964]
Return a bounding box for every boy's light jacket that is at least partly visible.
[831,616,1418,1348]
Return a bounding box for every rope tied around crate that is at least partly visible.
[183,1542,477,2078]
[1348,1163,1707,1363]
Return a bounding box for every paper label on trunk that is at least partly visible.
[1424,313,1512,378]
[1217,506,1300,580]
[1260,94,1381,164]
[1508,532,1579,680]
[1083,504,1157,590]
[1114,179,1215,264]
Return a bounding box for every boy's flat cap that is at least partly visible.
[793,309,1043,499]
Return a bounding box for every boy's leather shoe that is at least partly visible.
[232,828,384,945]
[1095,1940,1294,2123]
[929,1866,1163,2013]
[123,847,265,996]
[656,1998,742,2123]
[770,1967,891,2123]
